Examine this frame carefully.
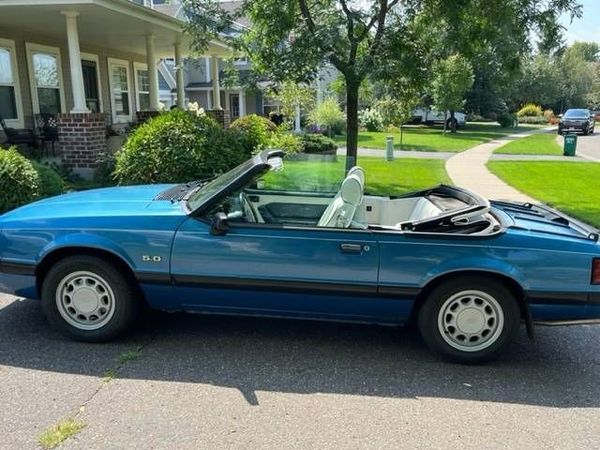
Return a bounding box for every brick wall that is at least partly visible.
[57,113,106,179]
[206,109,231,128]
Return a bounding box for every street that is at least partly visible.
[1,293,600,449]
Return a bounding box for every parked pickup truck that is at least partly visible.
[412,108,467,128]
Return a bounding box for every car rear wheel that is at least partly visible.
[418,276,521,363]
[41,255,139,342]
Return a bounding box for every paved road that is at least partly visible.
[2,293,600,449]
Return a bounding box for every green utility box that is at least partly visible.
[564,134,577,157]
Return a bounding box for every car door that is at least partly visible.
[171,218,380,322]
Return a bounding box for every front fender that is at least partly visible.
[38,233,137,270]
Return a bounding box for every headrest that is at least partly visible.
[347,166,365,187]
[340,174,363,206]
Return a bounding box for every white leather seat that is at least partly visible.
[347,166,367,226]
[317,172,364,228]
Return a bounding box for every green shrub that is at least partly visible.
[94,152,116,186]
[300,134,338,154]
[358,108,384,132]
[518,115,548,124]
[30,161,65,198]
[517,103,543,117]
[308,98,346,137]
[267,129,302,154]
[229,114,277,153]
[497,113,517,128]
[0,147,40,213]
[114,110,249,185]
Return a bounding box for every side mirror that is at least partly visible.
[558,114,563,118]
[210,212,229,235]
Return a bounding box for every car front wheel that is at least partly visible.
[418,276,521,363]
[41,255,139,342]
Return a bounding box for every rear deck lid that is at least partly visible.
[492,201,599,242]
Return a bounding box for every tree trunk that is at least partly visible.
[345,79,360,173]
[443,110,448,133]
[449,110,457,133]
[400,124,403,147]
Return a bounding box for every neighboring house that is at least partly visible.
[0,0,230,177]
[152,0,333,121]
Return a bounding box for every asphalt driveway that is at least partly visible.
[2,293,600,449]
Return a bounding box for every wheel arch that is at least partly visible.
[35,246,143,302]
[409,270,534,338]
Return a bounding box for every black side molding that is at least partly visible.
[527,291,590,305]
[135,272,172,284]
[0,261,36,276]
[172,275,377,297]
[137,272,422,300]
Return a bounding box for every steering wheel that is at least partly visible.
[239,191,258,223]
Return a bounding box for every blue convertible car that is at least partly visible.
[1,150,599,362]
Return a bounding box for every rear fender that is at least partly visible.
[422,257,529,290]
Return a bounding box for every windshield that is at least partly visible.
[564,109,589,119]
[186,159,257,210]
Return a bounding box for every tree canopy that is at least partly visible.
[183,0,582,164]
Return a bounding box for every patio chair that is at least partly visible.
[34,113,59,156]
[0,114,37,151]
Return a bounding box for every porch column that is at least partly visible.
[294,104,301,133]
[62,11,89,113]
[239,89,246,117]
[146,35,160,111]
[174,42,185,109]
[211,55,221,109]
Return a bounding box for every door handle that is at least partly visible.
[340,243,363,254]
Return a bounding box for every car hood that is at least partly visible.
[0,184,185,222]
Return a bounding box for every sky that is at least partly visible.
[560,0,600,44]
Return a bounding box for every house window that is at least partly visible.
[26,43,65,115]
[262,95,280,116]
[134,63,150,111]
[0,41,19,122]
[108,58,131,122]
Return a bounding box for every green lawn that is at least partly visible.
[333,123,541,153]
[494,132,562,155]
[263,156,450,196]
[488,161,600,227]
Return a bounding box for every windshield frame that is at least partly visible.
[185,150,285,216]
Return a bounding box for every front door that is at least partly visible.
[171,219,379,321]
[81,59,100,112]
[229,93,240,119]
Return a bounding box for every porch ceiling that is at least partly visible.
[0,0,231,57]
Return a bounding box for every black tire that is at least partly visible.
[417,276,521,364]
[41,255,139,342]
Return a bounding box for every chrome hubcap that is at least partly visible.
[55,271,116,330]
[437,290,504,352]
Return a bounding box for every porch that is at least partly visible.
[0,0,231,177]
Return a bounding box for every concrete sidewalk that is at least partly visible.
[445,128,555,202]
[338,147,454,159]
